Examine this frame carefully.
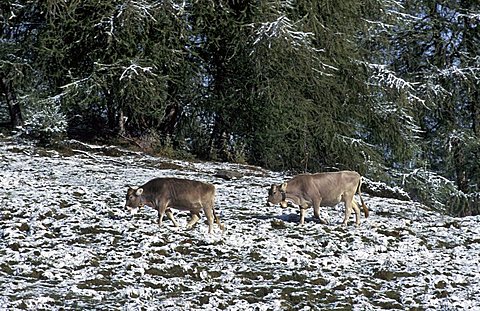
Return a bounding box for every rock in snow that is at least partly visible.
[0,140,479,310]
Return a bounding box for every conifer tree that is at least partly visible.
[382,0,480,215]
[2,0,478,215]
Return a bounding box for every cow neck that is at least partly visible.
[281,192,306,208]
[141,194,155,208]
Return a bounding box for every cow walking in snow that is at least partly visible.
[125,178,224,233]
[267,171,368,226]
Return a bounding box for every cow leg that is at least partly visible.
[186,213,201,230]
[203,207,215,233]
[166,209,179,227]
[158,205,167,227]
[313,200,328,225]
[313,206,321,220]
[342,201,353,226]
[299,208,306,225]
[351,200,361,226]
[299,204,309,225]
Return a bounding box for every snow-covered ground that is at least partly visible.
[1,139,479,310]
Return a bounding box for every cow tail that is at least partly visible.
[357,177,369,218]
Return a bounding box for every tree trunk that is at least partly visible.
[118,109,126,136]
[103,87,117,133]
[0,73,23,128]
[159,102,181,137]
[209,114,231,161]
[472,90,480,138]
[451,137,468,192]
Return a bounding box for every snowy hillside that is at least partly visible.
[1,139,479,310]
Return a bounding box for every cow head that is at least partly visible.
[125,187,144,214]
[267,183,288,208]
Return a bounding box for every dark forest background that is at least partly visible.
[1,0,479,216]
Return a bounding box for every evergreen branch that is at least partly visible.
[119,63,157,81]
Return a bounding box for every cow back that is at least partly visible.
[142,178,215,210]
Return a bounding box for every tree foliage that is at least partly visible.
[385,0,480,215]
[1,0,479,215]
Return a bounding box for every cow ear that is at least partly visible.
[135,188,144,196]
[280,183,288,192]
[268,185,276,194]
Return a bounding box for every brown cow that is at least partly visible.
[125,178,224,233]
[267,171,368,226]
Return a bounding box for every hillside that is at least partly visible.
[1,139,479,310]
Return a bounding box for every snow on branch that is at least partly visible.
[59,75,100,99]
[365,62,427,106]
[437,64,480,80]
[251,15,317,50]
[171,0,187,15]
[95,0,160,37]
[363,19,395,32]
[89,61,158,81]
[420,61,480,97]
[250,14,335,73]
[59,61,158,95]
[119,62,157,81]
[380,0,421,22]
[420,79,451,97]
[312,64,338,77]
[458,12,480,22]
[446,130,480,153]
[60,76,91,90]
[373,101,424,135]
[335,134,376,149]
[386,9,422,22]
[116,0,159,22]
[366,63,419,91]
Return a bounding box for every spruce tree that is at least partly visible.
[385,0,480,215]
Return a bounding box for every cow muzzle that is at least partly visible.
[125,205,139,215]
